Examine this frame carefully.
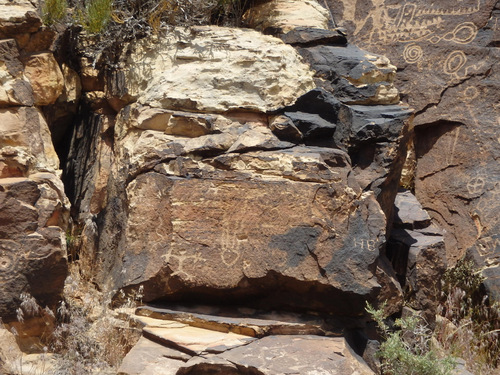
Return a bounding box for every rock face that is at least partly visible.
[387,190,447,323]
[0,0,69,321]
[328,0,500,300]
[67,22,412,320]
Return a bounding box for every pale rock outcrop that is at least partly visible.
[111,26,315,113]
[0,0,41,38]
[0,106,59,173]
[22,52,64,106]
[243,0,330,33]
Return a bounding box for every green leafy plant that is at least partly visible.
[42,0,68,25]
[366,302,455,375]
[81,0,113,34]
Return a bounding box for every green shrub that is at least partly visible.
[366,302,455,375]
[42,0,68,25]
[82,0,113,34]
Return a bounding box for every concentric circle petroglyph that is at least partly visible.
[444,50,467,75]
[0,241,21,281]
[403,44,423,64]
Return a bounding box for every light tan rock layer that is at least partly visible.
[118,26,315,113]
[243,0,330,33]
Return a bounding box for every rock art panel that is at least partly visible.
[110,150,384,315]
[328,0,500,298]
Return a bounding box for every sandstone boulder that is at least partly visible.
[112,26,315,113]
[0,107,59,173]
[0,0,41,38]
[0,38,34,107]
[243,0,330,34]
[22,52,64,106]
[108,151,384,315]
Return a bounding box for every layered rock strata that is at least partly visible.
[0,0,70,322]
[67,17,412,321]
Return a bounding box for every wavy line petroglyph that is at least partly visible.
[220,201,249,267]
[346,0,480,48]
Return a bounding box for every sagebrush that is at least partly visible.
[366,302,455,375]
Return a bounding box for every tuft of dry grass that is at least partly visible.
[435,259,500,374]
[48,264,142,374]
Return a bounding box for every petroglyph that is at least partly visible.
[353,238,377,251]
[467,176,486,195]
[0,240,21,281]
[403,44,424,63]
[477,235,500,266]
[445,127,461,165]
[443,50,467,76]
[162,245,204,281]
[220,202,250,267]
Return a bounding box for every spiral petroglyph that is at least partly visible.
[0,241,21,281]
[403,44,423,64]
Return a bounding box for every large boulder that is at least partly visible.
[0,175,68,321]
[328,0,500,299]
[107,26,315,113]
[99,143,385,315]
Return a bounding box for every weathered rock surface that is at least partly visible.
[118,310,374,375]
[0,107,60,173]
[328,0,500,299]
[110,148,384,315]
[243,0,330,34]
[0,0,69,324]
[0,0,41,39]
[295,44,399,105]
[135,304,330,337]
[0,175,68,321]
[62,20,417,323]
[22,52,64,106]
[111,26,315,113]
[386,190,447,323]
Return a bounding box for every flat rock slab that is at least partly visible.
[203,335,373,375]
[142,323,256,355]
[117,336,189,375]
[135,304,328,337]
[119,333,374,375]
